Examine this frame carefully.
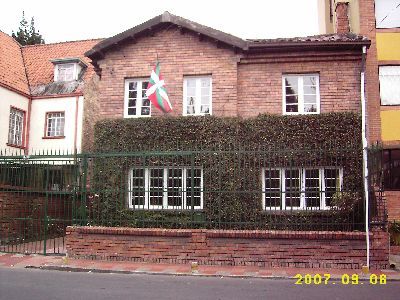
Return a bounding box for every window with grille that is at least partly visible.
[124,79,151,117]
[8,107,25,146]
[183,76,212,116]
[383,149,400,190]
[46,112,65,137]
[262,167,342,210]
[283,74,320,114]
[128,167,203,209]
[55,64,75,81]
[379,66,400,105]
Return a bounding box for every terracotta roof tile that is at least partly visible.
[0,31,30,95]
[22,38,102,93]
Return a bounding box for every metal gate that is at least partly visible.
[0,152,85,255]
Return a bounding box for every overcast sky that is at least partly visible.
[0,0,320,43]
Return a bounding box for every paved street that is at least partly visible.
[0,268,399,300]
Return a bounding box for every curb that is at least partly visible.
[24,265,400,281]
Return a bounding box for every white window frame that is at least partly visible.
[54,63,77,82]
[8,107,25,146]
[282,74,320,115]
[45,112,65,137]
[124,78,151,118]
[379,66,400,105]
[183,76,212,116]
[261,167,343,210]
[128,167,203,210]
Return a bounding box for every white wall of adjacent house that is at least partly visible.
[29,96,84,153]
[0,86,30,152]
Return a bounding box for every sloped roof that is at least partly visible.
[22,38,102,95]
[0,31,30,95]
[86,11,248,59]
[247,33,370,50]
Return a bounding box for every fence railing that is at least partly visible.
[0,145,387,240]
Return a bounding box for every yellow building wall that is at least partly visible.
[381,110,400,141]
[376,33,400,61]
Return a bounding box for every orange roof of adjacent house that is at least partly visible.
[0,31,30,95]
[22,38,102,88]
[0,30,102,96]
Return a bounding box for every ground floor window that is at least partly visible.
[128,167,203,209]
[262,167,343,210]
[383,149,400,190]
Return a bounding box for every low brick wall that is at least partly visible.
[66,226,389,269]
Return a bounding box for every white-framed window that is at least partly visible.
[375,0,400,29]
[124,79,151,117]
[8,107,25,146]
[183,76,212,116]
[54,63,76,82]
[379,66,400,105]
[282,74,320,114]
[262,167,342,210]
[128,167,203,210]
[46,112,65,137]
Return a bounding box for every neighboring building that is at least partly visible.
[317,0,400,220]
[0,31,101,153]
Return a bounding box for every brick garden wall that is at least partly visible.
[66,226,389,269]
[385,191,400,221]
[0,191,72,242]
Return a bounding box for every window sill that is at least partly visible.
[6,143,25,149]
[42,136,65,139]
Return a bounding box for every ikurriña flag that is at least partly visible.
[145,61,172,113]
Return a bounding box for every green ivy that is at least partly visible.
[90,112,363,231]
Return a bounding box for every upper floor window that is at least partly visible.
[128,167,203,210]
[124,79,151,117]
[45,112,65,137]
[183,76,212,116]
[262,167,342,210]
[379,66,400,105]
[283,74,320,114]
[375,0,400,29]
[52,58,87,82]
[8,107,25,147]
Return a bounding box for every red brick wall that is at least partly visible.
[96,28,239,118]
[237,51,362,117]
[93,27,363,120]
[386,191,400,221]
[66,226,389,269]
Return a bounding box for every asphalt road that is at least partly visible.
[0,268,399,300]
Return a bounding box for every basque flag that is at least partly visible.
[146,62,172,113]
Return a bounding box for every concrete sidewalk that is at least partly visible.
[1,252,399,280]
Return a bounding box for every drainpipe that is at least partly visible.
[360,45,370,271]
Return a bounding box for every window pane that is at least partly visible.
[285,77,298,94]
[285,169,300,208]
[129,91,137,99]
[130,168,145,206]
[305,169,320,208]
[304,94,317,103]
[325,169,340,207]
[286,95,298,104]
[303,76,317,86]
[200,105,210,114]
[128,99,136,108]
[186,168,202,208]
[304,104,318,113]
[383,149,400,190]
[8,108,24,146]
[129,82,137,90]
[149,168,163,206]
[375,0,400,28]
[167,168,183,207]
[379,66,400,105]
[286,105,298,113]
[128,108,136,115]
[264,169,281,209]
[304,85,317,94]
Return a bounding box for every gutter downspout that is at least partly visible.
[361,45,370,271]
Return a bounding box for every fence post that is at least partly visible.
[43,165,49,255]
[80,154,88,226]
[190,152,195,226]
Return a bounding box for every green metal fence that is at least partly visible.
[0,144,387,254]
